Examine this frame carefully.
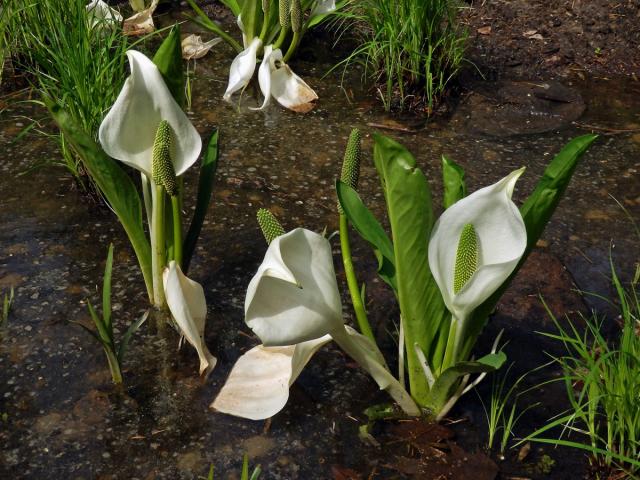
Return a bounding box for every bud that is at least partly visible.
[338,128,361,214]
[152,120,178,196]
[257,208,285,244]
[279,0,290,28]
[290,0,302,33]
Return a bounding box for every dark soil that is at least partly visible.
[462,0,640,79]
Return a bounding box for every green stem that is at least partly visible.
[331,326,421,417]
[273,26,289,50]
[171,195,183,267]
[152,184,166,309]
[104,347,123,385]
[282,31,299,62]
[441,317,459,373]
[259,10,270,41]
[339,214,375,342]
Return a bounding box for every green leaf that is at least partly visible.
[372,134,447,406]
[336,180,396,291]
[306,0,346,28]
[240,0,261,40]
[183,129,219,273]
[153,24,185,108]
[71,320,105,346]
[441,155,466,209]
[46,101,153,302]
[102,244,114,333]
[428,351,507,412]
[87,301,113,347]
[117,310,149,364]
[462,134,598,359]
[241,454,249,480]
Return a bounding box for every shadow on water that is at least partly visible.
[0,9,638,480]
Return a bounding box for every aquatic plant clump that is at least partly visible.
[341,0,467,111]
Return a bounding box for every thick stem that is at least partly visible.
[440,318,458,373]
[273,26,289,50]
[282,31,299,62]
[339,214,375,342]
[171,195,183,267]
[331,326,421,417]
[258,9,270,41]
[151,184,166,309]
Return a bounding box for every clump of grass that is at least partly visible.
[341,0,467,112]
[522,260,640,476]
[74,244,147,385]
[200,454,262,479]
[6,0,129,190]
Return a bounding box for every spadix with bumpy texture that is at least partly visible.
[429,168,527,323]
[453,223,478,294]
[340,129,361,190]
[257,208,285,244]
[152,121,178,196]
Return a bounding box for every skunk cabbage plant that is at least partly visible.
[335,132,597,419]
[212,223,420,419]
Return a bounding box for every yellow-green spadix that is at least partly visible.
[98,50,202,180]
[428,168,527,323]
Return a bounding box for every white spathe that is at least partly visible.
[245,228,344,346]
[163,261,217,376]
[181,34,222,60]
[86,0,123,29]
[223,37,262,102]
[310,0,336,17]
[210,335,332,419]
[98,50,202,179]
[253,46,318,113]
[428,168,528,322]
[123,0,158,36]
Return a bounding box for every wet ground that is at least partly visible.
[1,8,639,480]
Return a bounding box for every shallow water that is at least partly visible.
[0,11,639,480]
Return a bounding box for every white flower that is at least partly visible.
[123,0,159,36]
[310,0,336,17]
[98,50,202,179]
[253,45,318,113]
[223,37,262,102]
[245,228,343,346]
[86,0,123,29]
[181,34,222,60]
[212,228,420,420]
[163,261,216,376]
[428,168,528,323]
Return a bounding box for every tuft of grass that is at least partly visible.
[340,0,467,112]
[199,454,262,480]
[521,259,640,476]
[6,0,129,190]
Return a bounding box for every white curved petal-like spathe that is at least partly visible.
[163,261,217,376]
[245,228,344,346]
[181,34,222,60]
[250,45,281,111]
[123,0,158,36]
[223,37,261,102]
[86,0,123,28]
[428,168,527,320]
[270,64,318,113]
[129,0,146,12]
[310,0,336,17]
[98,50,202,178]
[211,335,331,419]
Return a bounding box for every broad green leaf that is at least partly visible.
[462,134,598,359]
[102,244,114,333]
[47,101,153,301]
[117,310,149,364]
[441,155,466,209]
[372,134,447,406]
[183,129,219,273]
[336,180,396,291]
[153,24,185,108]
[240,0,261,40]
[428,351,506,412]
